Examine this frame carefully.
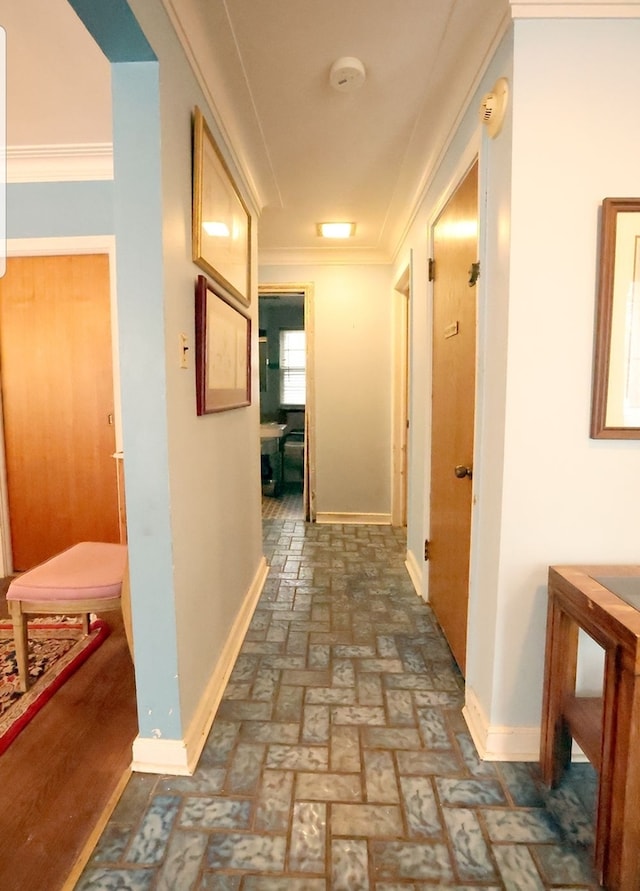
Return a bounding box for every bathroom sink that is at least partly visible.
[260,423,287,439]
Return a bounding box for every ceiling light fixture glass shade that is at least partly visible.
[317,222,356,238]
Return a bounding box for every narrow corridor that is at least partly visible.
[76,521,601,890]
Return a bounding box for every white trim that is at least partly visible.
[427,139,482,236]
[160,0,262,215]
[391,261,410,528]
[510,1,640,17]
[305,284,317,522]
[405,549,424,600]
[7,144,113,183]
[130,737,191,776]
[315,512,391,525]
[464,687,590,763]
[132,556,270,775]
[258,282,316,521]
[7,235,115,257]
[389,12,510,264]
[463,685,541,761]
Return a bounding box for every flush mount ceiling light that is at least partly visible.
[317,222,357,239]
[329,57,366,92]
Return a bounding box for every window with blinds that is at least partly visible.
[279,329,306,406]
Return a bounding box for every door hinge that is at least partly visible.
[428,258,435,282]
[424,539,430,561]
[468,261,480,287]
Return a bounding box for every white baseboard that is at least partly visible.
[131,737,192,776]
[315,512,391,525]
[463,685,541,761]
[405,548,424,600]
[131,555,269,775]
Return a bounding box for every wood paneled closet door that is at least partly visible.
[0,254,120,570]
[428,161,478,675]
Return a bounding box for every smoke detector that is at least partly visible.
[479,77,509,138]
[329,56,366,92]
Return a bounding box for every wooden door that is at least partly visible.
[0,254,120,570]
[428,162,478,674]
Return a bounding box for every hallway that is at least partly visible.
[76,521,601,890]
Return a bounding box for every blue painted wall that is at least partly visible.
[6,181,113,238]
[61,0,263,758]
[111,60,181,739]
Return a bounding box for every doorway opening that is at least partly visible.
[0,238,122,575]
[392,261,410,528]
[258,283,315,523]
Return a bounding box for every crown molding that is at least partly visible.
[389,8,510,263]
[161,0,264,217]
[510,0,640,17]
[7,144,113,183]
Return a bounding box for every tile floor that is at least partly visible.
[261,486,304,521]
[76,521,602,890]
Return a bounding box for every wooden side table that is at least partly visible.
[541,565,640,891]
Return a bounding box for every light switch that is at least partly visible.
[179,333,189,369]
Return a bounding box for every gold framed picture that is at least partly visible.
[192,106,251,307]
[591,197,640,439]
[195,275,251,415]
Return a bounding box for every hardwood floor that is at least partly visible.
[0,583,138,891]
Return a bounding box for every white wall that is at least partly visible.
[486,16,640,736]
[151,18,263,734]
[396,31,514,604]
[259,263,394,519]
[398,16,640,758]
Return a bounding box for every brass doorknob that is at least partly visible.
[454,465,473,479]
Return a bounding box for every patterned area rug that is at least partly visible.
[0,617,110,755]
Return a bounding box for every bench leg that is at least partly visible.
[121,561,134,659]
[9,602,30,692]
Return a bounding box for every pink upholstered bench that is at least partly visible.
[7,541,128,692]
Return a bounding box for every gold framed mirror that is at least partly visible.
[591,197,640,439]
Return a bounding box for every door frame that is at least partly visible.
[258,281,316,522]
[0,235,119,575]
[392,259,411,527]
[424,135,483,613]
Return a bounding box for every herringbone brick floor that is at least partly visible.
[76,521,602,890]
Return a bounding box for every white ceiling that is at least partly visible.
[2,0,112,146]
[3,0,509,260]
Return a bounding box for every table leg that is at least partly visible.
[602,658,640,891]
[540,591,579,786]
